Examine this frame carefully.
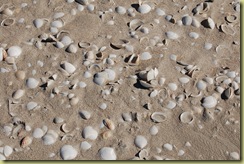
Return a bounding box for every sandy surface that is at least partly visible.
[0,0,240,160]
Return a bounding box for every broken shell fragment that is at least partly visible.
[151,112,166,123]
[180,112,194,124]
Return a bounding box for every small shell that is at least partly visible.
[33,19,44,28]
[3,145,13,157]
[203,17,215,29]
[189,32,199,39]
[26,78,39,89]
[156,8,165,16]
[101,131,113,139]
[0,47,7,61]
[87,4,94,12]
[202,96,217,108]
[60,145,78,160]
[20,136,33,148]
[191,18,200,27]
[70,97,79,106]
[26,102,38,110]
[7,46,22,58]
[51,20,63,28]
[220,24,235,35]
[138,4,151,14]
[104,69,116,81]
[140,52,152,60]
[55,41,65,49]
[134,135,147,149]
[196,80,206,90]
[33,128,44,138]
[221,87,233,100]
[82,126,98,140]
[166,101,176,109]
[149,125,158,135]
[225,14,238,23]
[60,61,76,74]
[1,18,15,26]
[139,80,154,88]
[79,110,91,120]
[165,31,179,40]
[103,118,115,130]
[168,83,177,91]
[66,44,78,53]
[75,0,88,5]
[204,43,212,50]
[99,147,117,160]
[78,42,90,48]
[53,117,64,124]
[229,152,239,160]
[179,77,189,84]
[163,143,173,151]
[80,141,91,151]
[12,89,25,99]
[182,15,192,25]
[115,6,126,14]
[180,112,194,124]
[61,36,73,46]
[149,90,158,98]
[122,113,132,122]
[151,112,166,123]
[42,130,58,145]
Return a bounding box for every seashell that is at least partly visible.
[138,149,149,159]
[1,18,15,26]
[12,89,25,99]
[94,72,108,86]
[202,17,215,29]
[80,141,91,151]
[178,150,185,156]
[60,61,76,74]
[53,12,65,19]
[103,118,115,130]
[26,78,39,89]
[82,126,98,140]
[60,145,77,160]
[78,41,90,48]
[61,36,73,46]
[180,112,194,124]
[182,15,192,25]
[204,43,212,50]
[196,80,206,90]
[55,41,65,49]
[165,31,179,40]
[79,110,91,120]
[149,125,158,135]
[165,15,175,23]
[99,147,117,160]
[140,27,149,34]
[4,145,13,157]
[122,113,132,122]
[60,123,75,133]
[163,143,173,151]
[66,44,78,53]
[226,71,236,78]
[104,69,116,81]
[166,101,176,109]
[33,19,46,28]
[191,18,200,27]
[139,80,154,88]
[87,4,94,12]
[42,130,58,145]
[20,136,33,148]
[140,52,152,60]
[53,117,64,124]
[26,102,38,110]
[202,96,217,108]
[149,90,158,98]
[156,8,165,16]
[220,24,235,35]
[134,135,147,149]
[151,112,166,123]
[225,14,238,23]
[0,47,7,61]
[51,20,64,28]
[33,128,45,138]
[7,46,22,58]
[0,154,6,160]
[168,83,177,91]
[0,8,14,16]
[129,19,143,29]
[221,87,233,100]
[115,6,126,14]
[179,77,189,84]
[189,32,199,39]
[101,131,113,139]
[138,4,151,14]
[230,152,239,160]
[75,0,88,5]
[159,77,165,86]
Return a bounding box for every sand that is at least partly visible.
[0,0,240,160]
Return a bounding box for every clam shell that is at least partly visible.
[189,32,199,39]
[80,141,91,151]
[60,145,77,160]
[202,96,217,108]
[156,8,165,16]
[51,20,63,28]
[33,128,45,138]
[168,83,177,91]
[182,15,192,25]
[196,80,206,90]
[122,113,132,122]
[99,147,117,160]
[220,24,235,35]
[115,6,126,14]
[75,0,88,5]
[26,78,39,89]
[134,135,147,149]
[20,136,33,148]
[151,112,166,123]
[12,89,25,99]
[180,112,194,124]
[7,46,22,58]
[78,42,90,48]
[42,130,58,145]
[230,152,239,160]
[104,69,116,81]
[165,31,179,40]
[138,4,151,14]
[225,14,238,23]
[191,18,200,27]
[0,48,7,61]
[221,87,233,100]
[82,126,98,140]
[139,80,154,88]
[60,61,76,74]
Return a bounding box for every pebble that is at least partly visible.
[82,126,98,140]
[134,135,147,149]
[66,44,78,53]
[163,143,173,151]
[53,117,64,124]
[80,141,91,151]
[7,46,22,58]
[99,147,117,160]
[51,20,63,28]
[179,77,189,84]
[26,78,39,89]
[60,145,77,160]
[196,80,206,90]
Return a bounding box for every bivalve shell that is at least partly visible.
[202,96,217,108]
[165,31,179,40]
[42,130,58,145]
[115,6,126,14]
[99,147,117,160]
[180,112,194,124]
[33,19,45,28]
[60,145,77,160]
[140,52,152,60]
[20,136,33,148]
[12,89,25,99]
[134,135,147,149]
[26,78,39,89]
[3,145,13,157]
[182,15,192,25]
[7,46,22,58]
[138,4,151,14]
[33,128,45,138]
[151,112,166,123]
[82,126,98,140]
[66,44,78,53]
[80,141,91,151]
[60,61,76,74]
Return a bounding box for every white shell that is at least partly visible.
[115,6,126,15]
[94,72,108,85]
[60,61,76,74]
[163,143,173,151]
[230,152,239,160]
[141,52,152,60]
[0,154,6,160]
[178,150,185,156]
[202,96,217,108]
[149,125,158,135]
[53,117,64,124]
[7,46,22,58]
[83,71,92,78]
[156,8,165,16]
[182,15,192,25]
[82,126,98,140]
[27,102,38,110]
[53,12,65,19]
[165,31,179,40]
[191,18,200,27]
[55,42,65,49]
[179,77,189,84]
[204,43,212,50]
[26,78,39,88]
[168,83,177,91]
[99,147,117,160]
[51,20,63,28]
[149,90,158,98]
[33,19,44,28]
[33,128,44,138]
[80,141,91,151]
[166,101,176,109]
[226,71,236,78]
[3,145,13,157]
[75,0,88,5]
[61,36,73,46]
[87,4,94,12]
[42,130,58,145]
[134,135,147,149]
[138,4,151,14]
[66,44,77,53]
[12,89,25,99]
[180,112,194,124]
[196,80,206,90]
[151,112,166,123]
[79,110,91,120]
[60,145,78,160]
[189,32,199,39]
[104,69,116,81]
[207,17,215,29]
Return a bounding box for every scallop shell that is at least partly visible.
[182,15,192,25]
[99,147,117,160]
[165,31,179,40]
[1,18,15,26]
[7,46,22,58]
[12,89,25,99]
[80,141,91,151]
[202,96,217,108]
[134,135,147,149]
[26,78,39,89]
[60,145,77,160]
[82,126,98,140]
[180,112,194,124]
[138,4,151,14]
[20,136,33,148]
[151,112,166,123]
[115,6,126,14]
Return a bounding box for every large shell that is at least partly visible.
[150,112,167,123]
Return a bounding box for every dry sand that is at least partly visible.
[0,0,240,160]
